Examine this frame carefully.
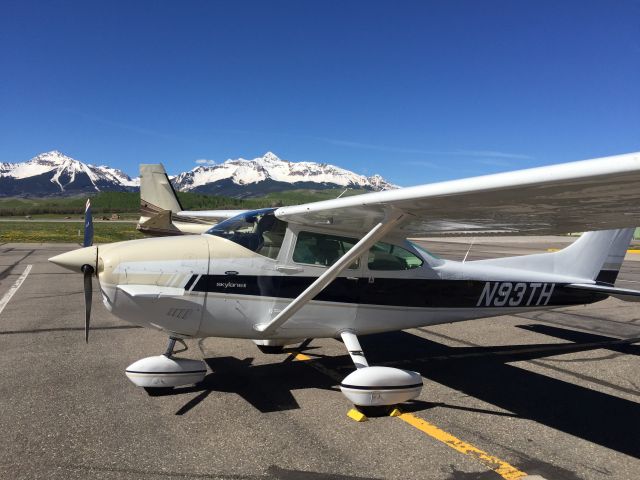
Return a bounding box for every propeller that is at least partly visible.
[48,198,98,343]
[82,198,94,342]
[82,264,93,343]
[83,198,94,247]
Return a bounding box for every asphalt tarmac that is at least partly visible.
[0,239,638,480]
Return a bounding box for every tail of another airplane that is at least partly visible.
[137,163,244,236]
[474,228,635,284]
[137,164,186,236]
[139,164,183,216]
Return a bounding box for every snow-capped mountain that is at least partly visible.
[172,152,396,197]
[0,151,395,198]
[0,151,138,197]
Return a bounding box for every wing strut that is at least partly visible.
[254,209,407,337]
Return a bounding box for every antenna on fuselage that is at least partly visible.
[462,237,475,263]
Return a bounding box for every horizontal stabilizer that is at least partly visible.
[567,283,640,302]
[137,209,182,236]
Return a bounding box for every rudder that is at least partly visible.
[592,229,635,285]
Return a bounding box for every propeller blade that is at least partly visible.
[83,265,93,343]
[83,197,94,342]
[83,198,94,247]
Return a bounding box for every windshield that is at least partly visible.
[206,208,286,259]
[408,241,444,266]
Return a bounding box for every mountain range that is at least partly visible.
[0,151,396,198]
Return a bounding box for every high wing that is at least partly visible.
[275,152,640,236]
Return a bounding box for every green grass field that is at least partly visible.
[0,188,375,242]
[0,221,145,244]
[0,188,368,218]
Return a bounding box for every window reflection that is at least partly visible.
[206,208,286,259]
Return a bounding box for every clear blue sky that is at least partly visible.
[1,1,638,186]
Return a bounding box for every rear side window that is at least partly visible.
[293,231,359,268]
[368,242,423,270]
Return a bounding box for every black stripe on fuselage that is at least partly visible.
[184,275,197,291]
[188,275,607,308]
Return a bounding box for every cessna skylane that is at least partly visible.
[50,152,640,409]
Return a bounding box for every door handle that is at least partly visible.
[276,265,304,274]
[346,277,359,281]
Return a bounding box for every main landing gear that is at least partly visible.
[339,331,422,415]
[123,332,423,414]
[125,336,207,388]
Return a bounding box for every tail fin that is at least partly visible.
[139,164,183,215]
[475,228,635,283]
[575,229,635,285]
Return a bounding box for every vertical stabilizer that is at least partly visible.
[473,228,635,283]
[588,229,635,285]
[548,229,634,281]
[139,164,183,214]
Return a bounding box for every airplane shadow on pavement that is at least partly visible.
[362,327,640,459]
[155,324,639,459]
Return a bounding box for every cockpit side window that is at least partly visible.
[206,208,286,259]
[293,231,360,269]
[367,242,424,270]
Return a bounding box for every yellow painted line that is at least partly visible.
[548,247,640,254]
[293,352,343,380]
[289,350,528,479]
[398,413,527,480]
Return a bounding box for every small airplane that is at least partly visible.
[137,163,245,236]
[50,152,640,410]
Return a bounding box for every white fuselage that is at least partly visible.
[96,227,604,340]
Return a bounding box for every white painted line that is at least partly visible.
[0,264,32,316]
